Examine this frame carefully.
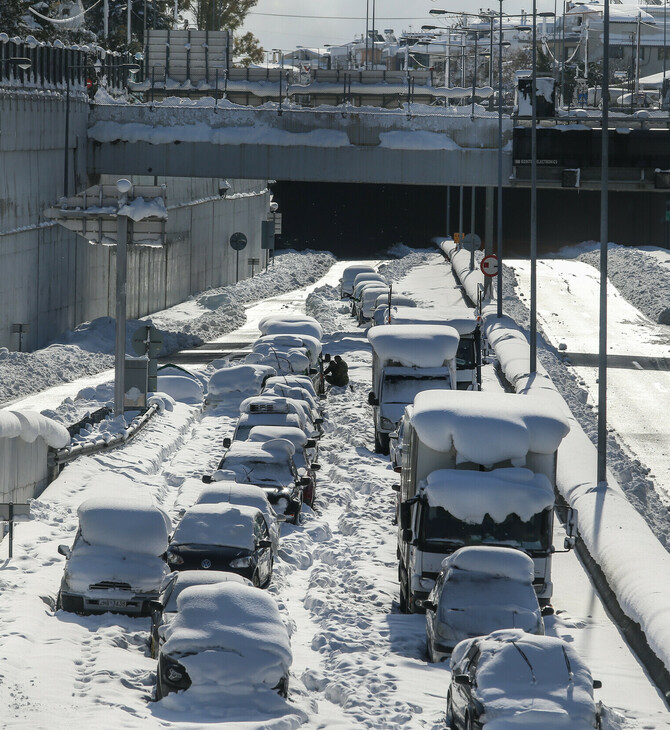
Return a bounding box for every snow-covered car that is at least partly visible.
[166,503,274,587]
[248,425,320,507]
[150,570,252,658]
[358,286,391,324]
[245,347,310,376]
[253,333,322,369]
[258,313,323,341]
[213,438,307,522]
[262,382,322,421]
[351,281,387,319]
[340,263,376,298]
[423,546,544,662]
[447,629,602,730]
[234,395,320,440]
[371,295,417,326]
[263,374,319,399]
[352,271,386,292]
[156,365,205,405]
[206,364,276,402]
[194,480,283,554]
[155,582,292,700]
[57,493,171,615]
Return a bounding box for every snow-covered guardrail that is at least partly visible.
[51,403,160,467]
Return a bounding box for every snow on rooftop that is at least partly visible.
[411,390,570,466]
[0,409,70,449]
[368,324,460,367]
[423,468,555,522]
[207,364,276,398]
[443,545,535,582]
[77,491,170,556]
[258,314,323,341]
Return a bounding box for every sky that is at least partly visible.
[240,0,534,53]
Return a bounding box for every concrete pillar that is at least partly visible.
[485,186,494,255]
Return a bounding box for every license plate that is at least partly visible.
[98,599,127,608]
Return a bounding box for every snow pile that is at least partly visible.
[572,243,670,325]
[377,248,434,282]
[0,409,70,448]
[368,324,460,367]
[161,582,292,694]
[207,364,277,400]
[306,283,357,334]
[170,504,259,550]
[411,390,570,467]
[423,468,555,522]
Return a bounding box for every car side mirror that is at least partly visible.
[392,483,400,492]
[541,605,555,617]
[393,466,402,474]
[275,514,289,523]
[259,540,273,549]
[57,544,71,559]
[315,417,324,425]
[148,600,163,613]
[299,477,311,486]
[201,474,213,484]
[306,439,317,449]
[454,674,471,686]
[399,502,411,529]
[222,437,232,449]
[402,528,413,543]
[592,679,602,690]
[422,599,436,612]
[564,536,576,551]
[389,431,398,440]
[367,391,379,406]
[311,463,321,471]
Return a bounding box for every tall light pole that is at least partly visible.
[272,49,284,115]
[597,0,610,485]
[664,0,668,109]
[0,56,32,78]
[496,0,504,317]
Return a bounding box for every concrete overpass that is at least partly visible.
[87,104,511,187]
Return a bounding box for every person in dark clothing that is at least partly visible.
[323,355,349,387]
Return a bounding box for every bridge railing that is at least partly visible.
[0,36,135,94]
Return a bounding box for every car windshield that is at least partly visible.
[381,374,451,404]
[223,457,294,486]
[420,505,550,553]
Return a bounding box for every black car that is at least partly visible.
[166,504,273,587]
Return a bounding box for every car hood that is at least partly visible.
[484,707,595,729]
[438,605,541,642]
[64,545,168,594]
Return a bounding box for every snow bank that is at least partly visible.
[423,468,555,522]
[411,390,570,467]
[207,364,276,398]
[368,324,460,367]
[0,410,70,448]
[77,491,170,556]
[161,582,292,694]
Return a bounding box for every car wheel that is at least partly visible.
[155,670,164,701]
[374,429,383,453]
[378,432,390,455]
[445,691,456,730]
[399,578,408,613]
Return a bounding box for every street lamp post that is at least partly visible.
[497,0,504,317]
[63,61,139,197]
[272,49,285,115]
[0,56,32,78]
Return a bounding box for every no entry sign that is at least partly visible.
[481,254,499,277]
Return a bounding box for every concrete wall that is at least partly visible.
[0,91,270,351]
[0,436,51,502]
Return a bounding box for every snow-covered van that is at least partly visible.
[396,390,572,612]
[339,264,376,298]
[385,306,482,390]
[57,492,171,615]
[367,325,459,454]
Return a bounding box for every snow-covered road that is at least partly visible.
[2,250,670,728]
[512,259,670,504]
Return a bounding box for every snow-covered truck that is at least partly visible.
[366,324,460,455]
[395,389,572,613]
[387,307,482,390]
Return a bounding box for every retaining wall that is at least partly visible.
[0,90,269,352]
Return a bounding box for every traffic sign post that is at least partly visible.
[481,254,499,278]
[0,503,30,558]
[462,233,482,271]
[230,232,248,283]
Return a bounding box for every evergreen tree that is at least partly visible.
[0,0,34,37]
[190,0,257,33]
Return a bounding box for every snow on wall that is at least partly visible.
[0,410,70,449]
[411,390,570,467]
[368,324,460,367]
[423,468,555,522]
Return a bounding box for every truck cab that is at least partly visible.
[367,324,460,455]
[396,389,572,612]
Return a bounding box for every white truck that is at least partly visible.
[395,389,573,613]
[367,324,460,455]
[388,306,482,390]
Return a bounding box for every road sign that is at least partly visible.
[131,324,163,357]
[461,233,481,252]
[0,503,30,521]
[230,232,248,251]
[481,254,499,277]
